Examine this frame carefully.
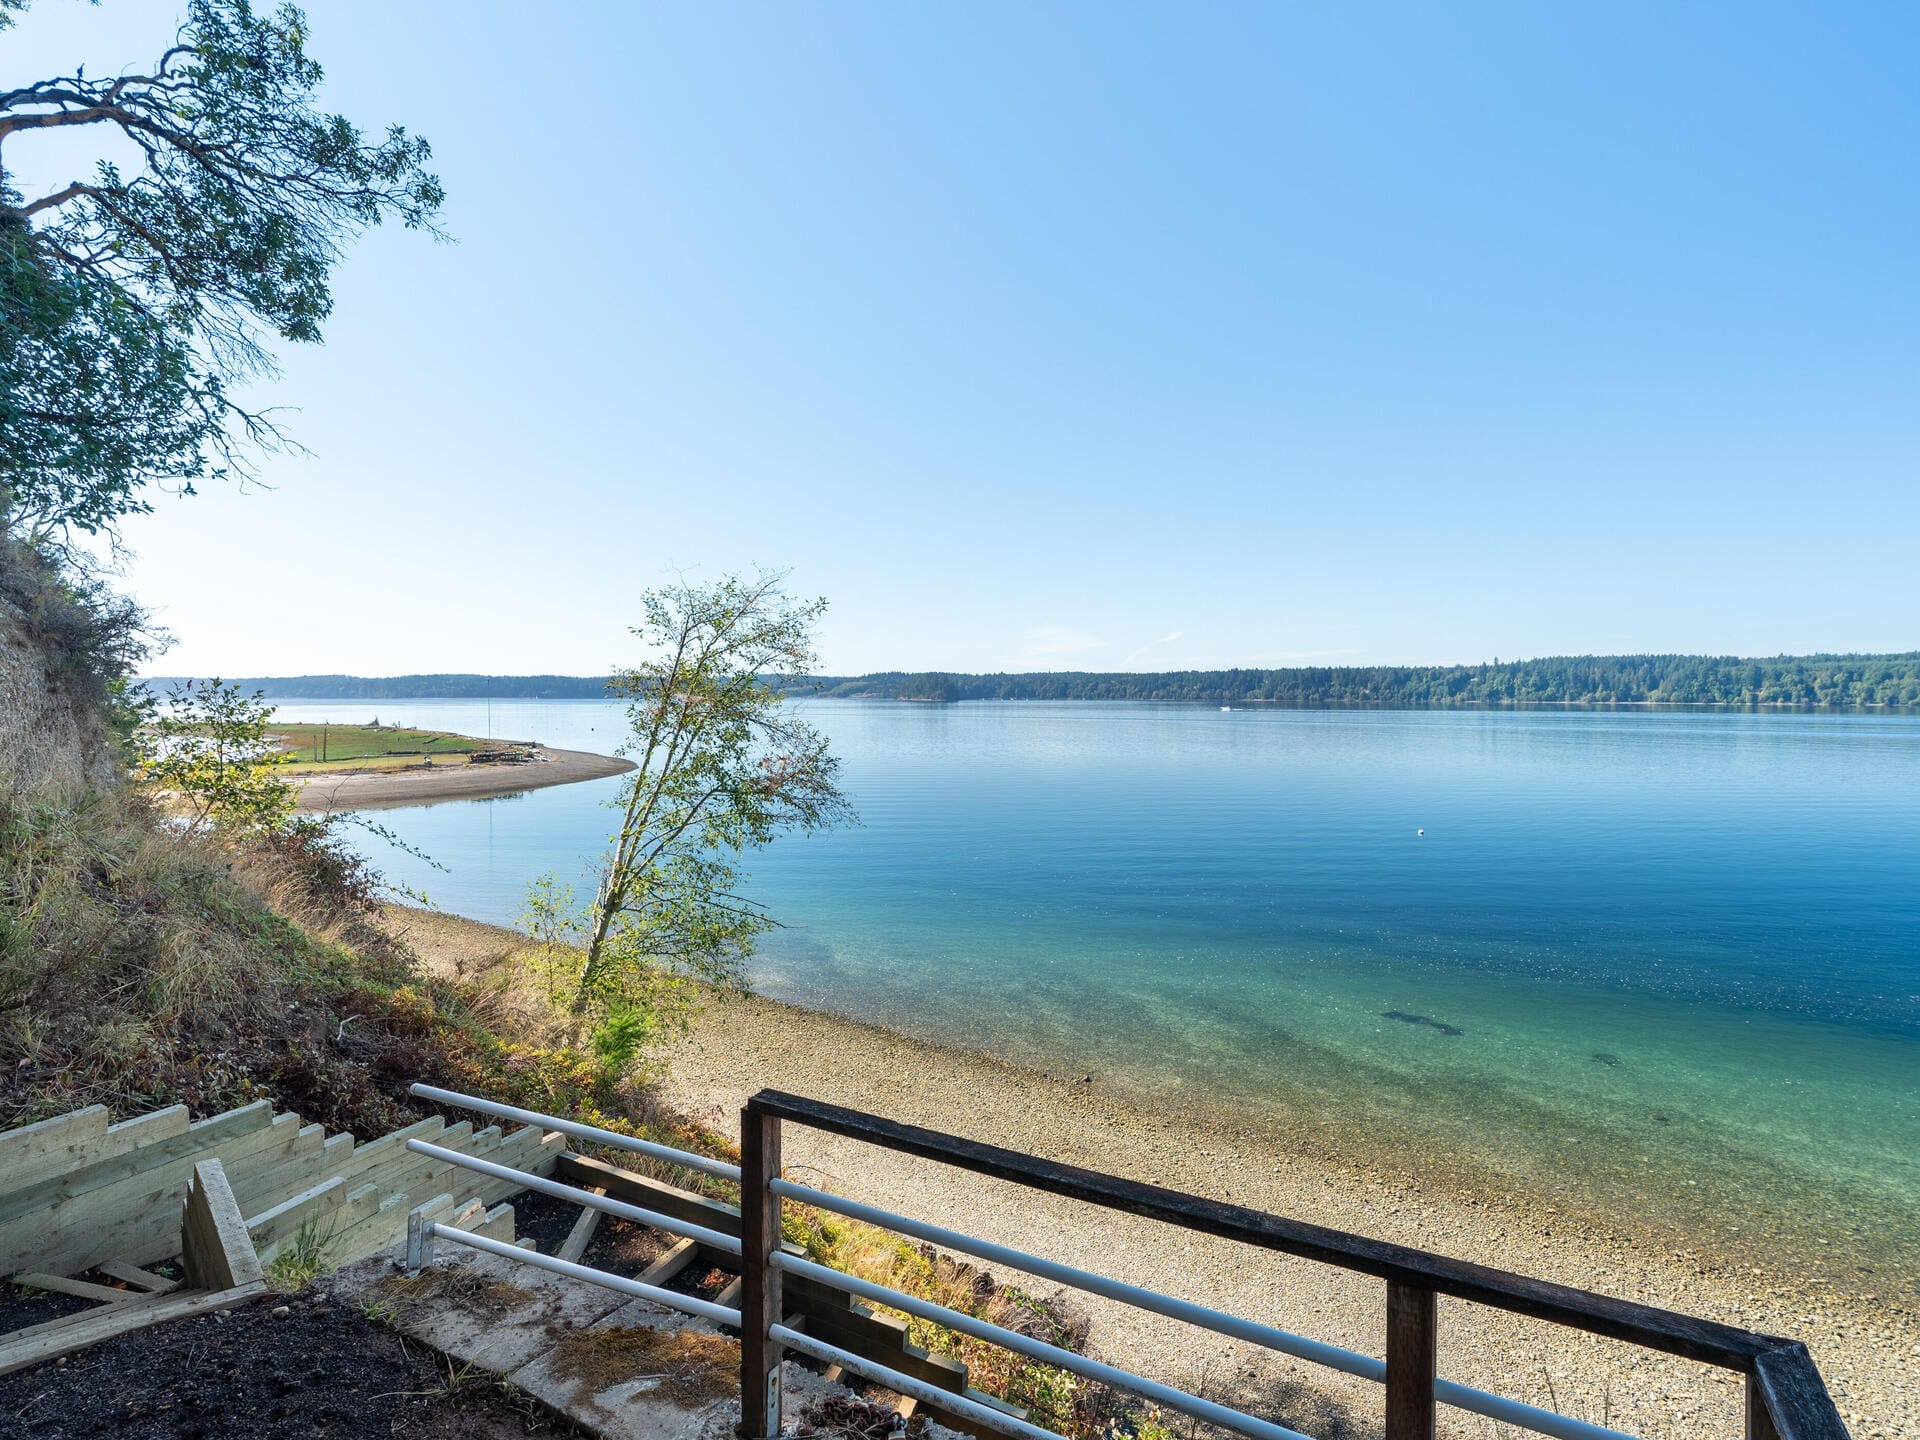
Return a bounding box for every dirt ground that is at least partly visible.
[0,1290,590,1439]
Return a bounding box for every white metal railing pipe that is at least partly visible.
[409,1082,742,1181]
[771,1324,1062,1440]
[770,1178,1634,1440]
[771,1251,1314,1440]
[1433,1385,1637,1440]
[772,1177,1378,1380]
[406,1138,742,1255]
[422,1222,743,1328]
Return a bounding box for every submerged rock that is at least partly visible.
[1381,1010,1465,1037]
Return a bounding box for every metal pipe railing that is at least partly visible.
[405,1138,742,1254]
[415,1221,743,1328]
[775,1175,1382,1381]
[772,1176,1634,1440]
[409,1082,741,1181]
[744,1092,1849,1440]
[773,1324,1059,1440]
[772,1250,1315,1440]
[395,1082,1843,1440]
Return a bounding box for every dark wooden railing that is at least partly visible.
[744,1089,1849,1440]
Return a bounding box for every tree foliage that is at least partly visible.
[0,0,443,539]
[783,654,1920,709]
[135,678,294,836]
[531,574,854,1044]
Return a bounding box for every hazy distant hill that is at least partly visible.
[142,674,615,700]
[145,652,1920,708]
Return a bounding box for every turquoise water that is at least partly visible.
[280,699,1920,1286]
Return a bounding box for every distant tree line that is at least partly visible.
[787,654,1920,707]
[152,653,1920,708]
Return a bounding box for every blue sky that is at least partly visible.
[11,2,1919,676]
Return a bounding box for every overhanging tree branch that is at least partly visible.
[0,0,445,540]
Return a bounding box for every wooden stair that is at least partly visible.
[0,1099,565,1295]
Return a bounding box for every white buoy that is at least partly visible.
[1417,828,1425,836]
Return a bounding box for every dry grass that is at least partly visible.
[546,1324,739,1405]
[377,1265,541,1321]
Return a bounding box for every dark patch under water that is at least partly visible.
[1382,1010,1464,1037]
[1592,1052,1622,1067]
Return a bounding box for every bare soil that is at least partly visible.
[0,1291,591,1439]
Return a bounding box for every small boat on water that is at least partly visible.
[1220,705,1232,711]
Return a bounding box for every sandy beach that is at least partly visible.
[293,744,633,811]
[394,909,1917,1438]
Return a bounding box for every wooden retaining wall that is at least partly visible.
[0,1098,563,1311]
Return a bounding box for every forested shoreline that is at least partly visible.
[158,652,1920,707]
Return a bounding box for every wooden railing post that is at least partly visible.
[739,1105,784,1439]
[1747,1373,1783,1440]
[1385,1281,1437,1440]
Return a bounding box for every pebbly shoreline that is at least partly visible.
[393,908,1918,1437]
[658,996,1918,1438]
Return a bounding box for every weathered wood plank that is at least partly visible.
[245,1175,347,1263]
[0,1106,191,1199]
[555,1151,742,1234]
[554,1188,605,1264]
[11,1271,134,1303]
[634,1235,701,1287]
[0,1280,266,1377]
[1749,1343,1850,1440]
[95,1260,179,1294]
[1385,1281,1436,1440]
[0,1102,271,1227]
[740,1105,783,1439]
[476,1203,515,1244]
[0,1106,108,1189]
[181,1159,264,1292]
[0,1107,304,1276]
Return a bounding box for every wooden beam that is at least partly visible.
[0,1107,109,1194]
[555,1152,742,1235]
[0,1102,270,1228]
[95,1260,178,1294]
[0,1280,266,1377]
[746,1089,1786,1371]
[635,1235,701,1288]
[0,1105,301,1277]
[181,1159,264,1292]
[0,1106,191,1198]
[1748,1343,1850,1440]
[11,1271,134,1304]
[739,1106,784,1439]
[1385,1281,1436,1440]
[244,1175,347,1263]
[555,1187,605,1264]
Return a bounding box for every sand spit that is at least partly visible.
[294,745,633,811]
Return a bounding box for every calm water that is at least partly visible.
[280,699,1920,1286]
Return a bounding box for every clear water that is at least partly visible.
[279,698,1920,1287]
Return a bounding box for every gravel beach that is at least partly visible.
[392,909,1918,1438]
[660,996,1918,1439]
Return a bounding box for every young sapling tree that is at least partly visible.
[536,573,853,1046]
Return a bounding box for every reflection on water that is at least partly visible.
[276,697,1920,1287]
